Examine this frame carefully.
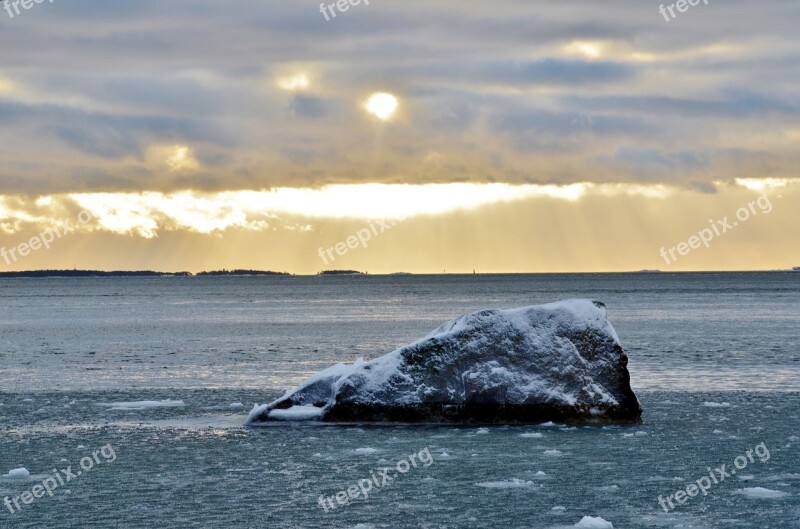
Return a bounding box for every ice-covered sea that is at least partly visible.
[1,273,798,528]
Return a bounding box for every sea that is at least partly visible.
[1,272,798,528]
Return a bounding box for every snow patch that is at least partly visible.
[267,405,324,421]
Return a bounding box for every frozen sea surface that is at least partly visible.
[1,273,798,527]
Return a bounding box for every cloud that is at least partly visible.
[0,0,798,195]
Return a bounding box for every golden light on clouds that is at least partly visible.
[562,41,604,59]
[165,145,200,173]
[734,178,794,192]
[0,180,793,240]
[0,180,797,273]
[364,92,398,121]
[0,76,16,93]
[277,73,310,92]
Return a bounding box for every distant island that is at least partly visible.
[196,269,290,276]
[317,270,365,276]
[0,269,288,278]
[0,270,191,278]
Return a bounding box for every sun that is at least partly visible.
[364,92,398,121]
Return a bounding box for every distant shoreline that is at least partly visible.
[0,269,796,278]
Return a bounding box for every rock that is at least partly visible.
[247,299,641,424]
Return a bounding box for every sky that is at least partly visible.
[0,0,798,273]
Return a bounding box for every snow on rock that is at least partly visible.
[575,516,614,528]
[248,300,641,424]
[266,405,325,421]
[3,468,31,479]
[734,487,790,499]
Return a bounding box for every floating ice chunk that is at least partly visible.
[544,449,562,456]
[734,487,789,499]
[475,428,490,434]
[520,432,543,438]
[229,403,245,408]
[3,468,30,479]
[536,471,547,476]
[475,478,535,489]
[98,400,185,411]
[703,402,731,408]
[574,516,613,528]
[439,451,451,458]
[552,505,566,512]
[267,405,324,421]
[595,485,619,492]
[354,447,379,454]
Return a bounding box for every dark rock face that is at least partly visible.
[247,300,642,425]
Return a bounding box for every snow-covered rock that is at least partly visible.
[248,300,641,424]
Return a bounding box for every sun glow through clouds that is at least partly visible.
[364,92,398,121]
[277,73,310,91]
